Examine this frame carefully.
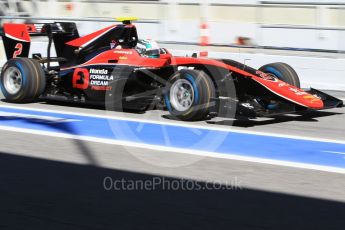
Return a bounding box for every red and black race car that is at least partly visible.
[0,20,343,121]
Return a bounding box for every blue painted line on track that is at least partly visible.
[0,106,345,169]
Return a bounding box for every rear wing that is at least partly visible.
[1,22,79,60]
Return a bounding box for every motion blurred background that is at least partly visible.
[2,0,345,50]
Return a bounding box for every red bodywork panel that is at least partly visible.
[66,24,135,48]
[61,49,170,70]
[66,25,117,47]
[3,24,31,42]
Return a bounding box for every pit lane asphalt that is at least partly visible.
[0,92,344,229]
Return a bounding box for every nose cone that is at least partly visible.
[251,75,325,109]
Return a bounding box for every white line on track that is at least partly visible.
[323,151,345,155]
[0,104,344,144]
[0,125,344,174]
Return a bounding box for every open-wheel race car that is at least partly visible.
[0,19,343,121]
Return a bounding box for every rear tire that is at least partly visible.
[259,62,300,87]
[164,69,216,121]
[0,58,46,103]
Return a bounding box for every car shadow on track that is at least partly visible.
[207,110,343,128]
[0,115,100,166]
[0,152,344,230]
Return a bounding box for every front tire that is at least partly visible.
[259,62,300,87]
[164,69,216,121]
[0,58,46,103]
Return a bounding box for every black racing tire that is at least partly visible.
[0,58,46,103]
[164,69,216,121]
[259,62,300,88]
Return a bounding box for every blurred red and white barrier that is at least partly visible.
[199,22,209,46]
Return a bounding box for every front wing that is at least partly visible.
[214,88,343,118]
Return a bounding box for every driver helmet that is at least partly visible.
[136,39,160,58]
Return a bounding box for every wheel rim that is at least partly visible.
[169,79,194,112]
[3,66,23,94]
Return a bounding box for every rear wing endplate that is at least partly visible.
[1,22,79,60]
